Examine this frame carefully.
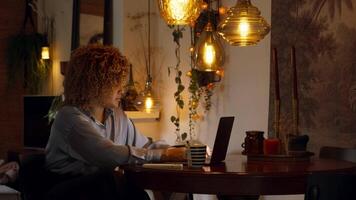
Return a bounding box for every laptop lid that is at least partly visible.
[209,116,235,165]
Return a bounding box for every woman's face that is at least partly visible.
[101,84,122,108]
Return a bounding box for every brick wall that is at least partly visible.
[0,0,26,158]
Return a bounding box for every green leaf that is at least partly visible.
[178,71,182,76]
[170,116,176,123]
[175,77,180,84]
[178,31,183,38]
[178,100,184,108]
[181,132,187,141]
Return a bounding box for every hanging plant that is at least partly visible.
[187,68,203,139]
[185,7,222,138]
[6,33,50,94]
[6,0,51,94]
[203,83,214,111]
[166,0,224,141]
[168,25,188,143]
[46,95,64,124]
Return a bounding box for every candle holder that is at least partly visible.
[288,134,309,152]
[243,46,314,162]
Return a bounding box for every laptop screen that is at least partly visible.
[210,116,235,164]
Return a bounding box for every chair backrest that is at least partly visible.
[19,152,49,200]
[7,148,54,200]
[305,146,356,200]
[319,146,356,163]
[305,173,356,200]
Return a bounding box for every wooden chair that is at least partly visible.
[304,146,356,200]
[319,146,356,163]
[8,148,53,200]
[304,173,356,200]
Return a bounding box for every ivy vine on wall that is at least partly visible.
[168,25,188,143]
[6,0,51,94]
[168,8,223,143]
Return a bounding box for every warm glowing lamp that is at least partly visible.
[218,0,270,46]
[194,22,224,71]
[157,0,203,25]
[145,96,154,110]
[136,0,159,113]
[41,46,50,60]
[41,34,50,60]
[142,79,154,112]
[136,78,158,113]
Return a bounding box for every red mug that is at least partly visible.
[263,138,280,155]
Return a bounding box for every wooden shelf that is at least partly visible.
[125,111,160,120]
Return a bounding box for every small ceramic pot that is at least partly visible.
[242,131,265,155]
[288,134,309,151]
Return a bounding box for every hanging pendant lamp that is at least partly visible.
[157,0,203,25]
[136,0,159,113]
[194,22,224,71]
[218,0,270,46]
[41,46,50,60]
[142,77,155,112]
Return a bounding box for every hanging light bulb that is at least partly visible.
[41,46,50,60]
[145,96,154,110]
[194,22,224,71]
[41,34,50,60]
[157,0,203,25]
[136,77,159,113]
[218,0,270,46]
[135,0,159,113]
[143,79,154,111]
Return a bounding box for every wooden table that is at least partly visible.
[120,155,356,199]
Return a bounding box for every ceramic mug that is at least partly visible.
[263,138,280,155]
[187,144,207,168]
[241,131,265,155]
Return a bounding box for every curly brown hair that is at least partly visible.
[64,45,129,108]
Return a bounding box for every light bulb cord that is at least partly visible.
[208,0,211,22]
[147,0,151,80]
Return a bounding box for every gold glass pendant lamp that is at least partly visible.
[157,0,204,25]
[194,22,224,71]
[137,0,159,113]
[218,0,270,46]
[41,46,50,60]
[41,29,50,60]
[142,77,155,112]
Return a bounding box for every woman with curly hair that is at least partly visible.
[45,45,185,200]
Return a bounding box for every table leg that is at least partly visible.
[217,195,260,200]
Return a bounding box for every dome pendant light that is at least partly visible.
[157,0,204,25]
[218,0,270,46]
[194,22,224,71]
